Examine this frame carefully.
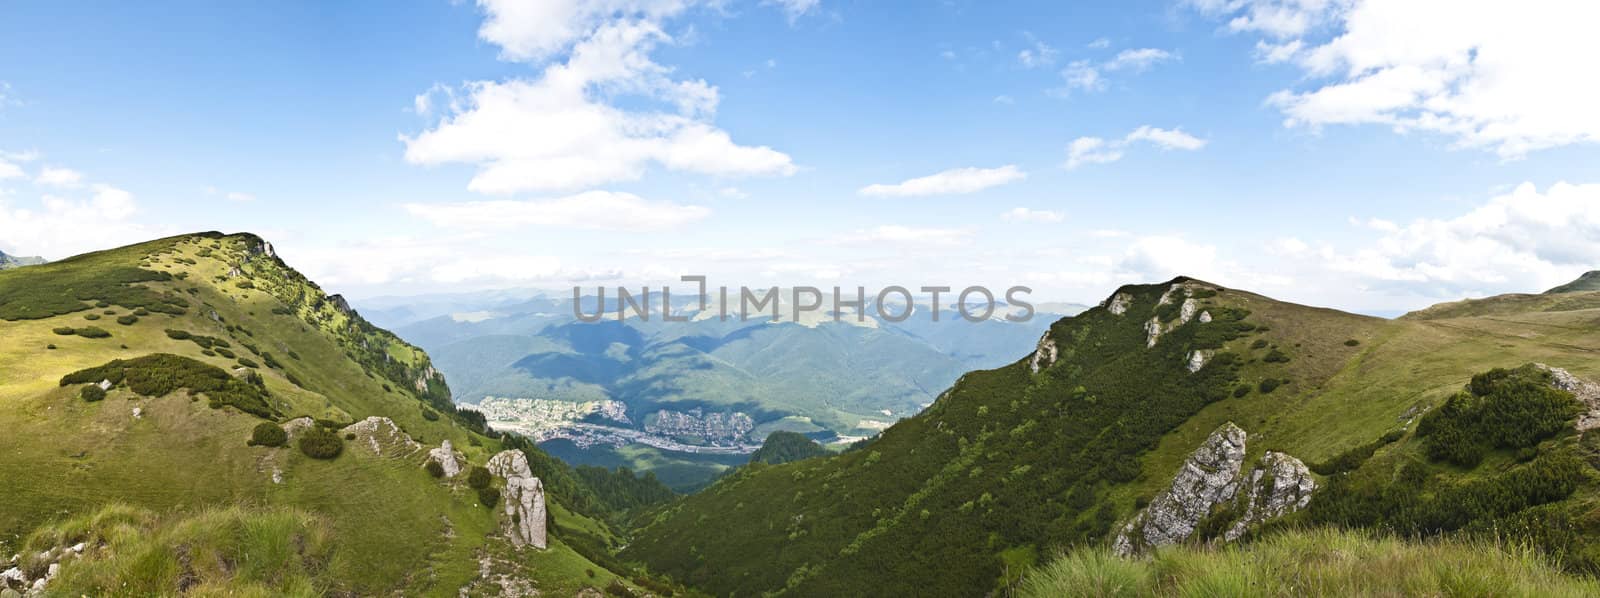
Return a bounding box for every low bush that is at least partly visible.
[1258,378,1283,394]
[421,409,440,421]
[606,580,638,598]
[297,427,343,459]
[164,329,191,340]
[425,460,445,478]
[80,385,106,402]
[116,315,138,325]
[476,486,500,508]
[60,353,276,418]
[53,326,75,335]
[249,422,288,447]
[1233,385,1251,398]
[83,313,101,321]
[1417,365,1582,467]
[1345,339,1361,346]
[468,466,492,489]
[237,357,259,368]
[1263,349,1291,363]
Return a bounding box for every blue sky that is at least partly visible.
[2,0,1598,315]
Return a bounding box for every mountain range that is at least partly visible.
[0,249,45,270]
[377,290,1083,490]
[7,233,1600,596]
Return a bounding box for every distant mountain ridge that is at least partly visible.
[0,249,46,269]
[1547,270,1600,294]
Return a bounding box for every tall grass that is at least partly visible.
[23,503,334,596]
[1019,528,1600,597]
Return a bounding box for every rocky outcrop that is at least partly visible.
[281,417,315,438]
[1224,452,1316,541]
[427,440,466,478]
[486,450,548,550]
[340,416,422,458]
[1029,330,1059,373]
[1537,364,1600,430]
[1107,292,1133,316]
[1185,350,1212,373]
[1113,422,1317,556]
[2,541,84,595]
[1114,422,1247,556]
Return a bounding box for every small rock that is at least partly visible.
[428,440,466,478]
[96,379,112,391]
[131,407,142,419]
[68,544,83,554]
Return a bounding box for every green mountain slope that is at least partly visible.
[0,233,670,596]
[1547,270,1600,294]
[623,276,1600,596]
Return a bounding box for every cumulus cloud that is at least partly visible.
[1017,39,1058,69]
[403,0,796,194]
[1000,207,1065,223]
[859,165,1025,197]
[1310,182,1600,296]
[405,190,711,232]
[763,0,820,22]
[0,159,22,180]
[226,191,256,202]
[1104,48,1175,72]
[35,167,84,188]
[1065,126,1206,168]
[1195,0,1600,158]
[0,183,162,259]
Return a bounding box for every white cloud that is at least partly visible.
[1308,182,1600,296]
[35,167,84,188]
[992,95,1015,105]
[1052,48,1175,95]
[717,186,748,199]
[1124,125,1208,150]
[1064,137,1122,168]
[764,0,820,22]
[829,225,973,247]
[1017,40,1058,69]
[1087,37,1111,49]
[859,165,1026,197]
[226,191,256,202]
[1254,39,1302,64]
[0,183,162,259]
[1104,48,1175,71]
[1066,126,1206,168]
[404,1,796,194]
[1001,207,1065,223]
[405,190,711,232]
[284,235,607,291]
[0,160,22,180]
[1197,0,1600,158]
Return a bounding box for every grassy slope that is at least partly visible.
[1020,528,1600,597]
[0,233,637,596]
[625,278,1600,596]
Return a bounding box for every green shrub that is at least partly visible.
[133,307,149,316]
[1250,339,1269,350]
[1344,339,1361,346]
[115,315,138,325]
[468,466,492,489]
[80,385,106,402]
[83,313,101,321]
[1311,430,1404,475]
[1263,349,1291,363]
[215,347,236,358]
[46,344,56,350]
[1417,364,1582,467]
[425,460,445,478]
[164,329,191,340]
[476,486,500,508]
[237,357,259,368]
[1258,378,1283,393]
[60,353,275,418]
[250,422,288,447]
[52,326,75,335]
[421,409,440,421]
[606,579,638,598]
[1232,385,1250,398]
[75,327,111,338]
[236,280,255,290]
[297,427,343,459]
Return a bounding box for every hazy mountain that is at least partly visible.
[0,249,46,270]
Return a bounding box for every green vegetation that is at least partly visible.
[297,426,343,459]
[1309,429,1403,475]
[1019,528,1600,597]
[468,465,492,489]
[0,238,189,321]
[53,326,111,338]
[476,486,501,508]
[573,466,675,513]
[425,460,446,478]
[1416,365,1583,467]
[116,314,138,325]
[60,353,275,418]
[626,280,1257,596]
[748,430,830,465]
[249,422,287,447]
[79,385,106,402]
[21,504,335,596]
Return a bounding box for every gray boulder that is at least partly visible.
[486,450,548,550]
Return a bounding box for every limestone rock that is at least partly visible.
[1225,452,1317,541]
[1029,330,1059,373]
[487,450,548,550]
[428,440,466,478]
[1107,292,1133,316]
[1536,364,1600,430]
[1114,422,1247,556]
[1198,310,1213,324]
[281,417,315,438]
[1185,350,1212,373]
[340,416,422,457]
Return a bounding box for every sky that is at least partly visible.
[2,0,1599,316]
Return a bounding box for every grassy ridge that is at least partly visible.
[0,233,654,595]
[1020,528,1600,597]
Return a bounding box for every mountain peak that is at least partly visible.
[0,248,47,270]
[1545,271,1600,294]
